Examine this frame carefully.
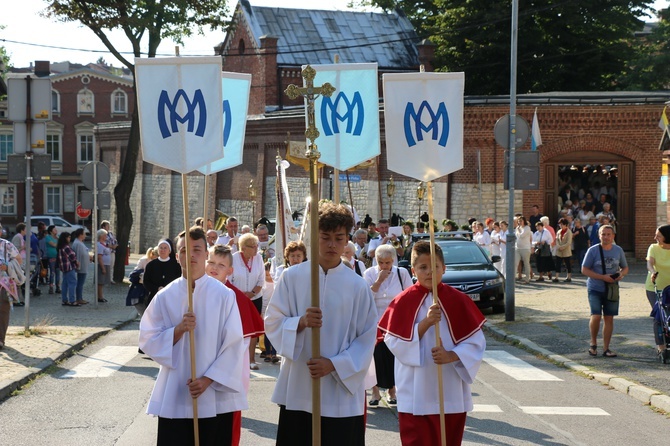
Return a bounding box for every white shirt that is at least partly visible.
[139,275,246,418]
[216,233,239,253]
[532,229,554,248]
[230,252,265,300]
[367,236,399,267]
[385,295,486,415]
[265,261,378,417]
[473,231,492,255]
[515,225,532,250]
[363,265,412,323]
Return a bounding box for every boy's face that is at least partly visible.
[318,227,349,267]
[206,252,233,283]
[176,237,208,280]
[412,253,446,289]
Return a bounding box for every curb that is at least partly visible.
[0,316,137,403]
[483,323,670,414]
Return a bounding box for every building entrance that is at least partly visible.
[543,153,633,251]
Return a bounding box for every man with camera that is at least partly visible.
[581,225,628,358]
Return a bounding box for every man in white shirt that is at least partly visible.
[217,217,240,253]
[139,226,245,445]
[265,203,377,446]
[367,219,403,266]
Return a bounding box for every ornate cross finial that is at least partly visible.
[285,65,335,163]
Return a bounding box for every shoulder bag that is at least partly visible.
[599,245,619,302]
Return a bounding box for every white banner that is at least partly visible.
[135,57,224,174]
[383,72,464,181]
[309,63,381,171]
[198,72,251,175]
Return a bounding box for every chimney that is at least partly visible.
[34,60,51,77]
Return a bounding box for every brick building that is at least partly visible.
[0,62,134,233]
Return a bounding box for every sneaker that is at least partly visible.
[564,278,572,282]
[250,362,260,371]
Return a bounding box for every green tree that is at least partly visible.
[361,0,655,95]
[44,0,230,281]
[618,8,670,90]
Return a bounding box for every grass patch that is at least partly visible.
[16,314,62,336]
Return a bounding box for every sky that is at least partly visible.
[0,0,373,68]
[1,0,668,69]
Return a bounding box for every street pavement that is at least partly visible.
[2,254,670,419]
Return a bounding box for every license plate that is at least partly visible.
[467,293,480,301]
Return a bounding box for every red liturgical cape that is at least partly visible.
[226,280,265,338]
[378,282,486,345]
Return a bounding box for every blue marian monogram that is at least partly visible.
[403,101,450,148]
[320,91,364,136]
[157,89,207,139]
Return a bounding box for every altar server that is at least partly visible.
[378,241,486,446]
[139,227,245,446]
[265,202,378,446]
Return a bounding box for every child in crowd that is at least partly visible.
[378,241,486,446]
[205,244,264,446]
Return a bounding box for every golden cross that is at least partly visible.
[285,65,336,161]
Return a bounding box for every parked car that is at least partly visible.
[407,232,505,314]
[29,215,90,238]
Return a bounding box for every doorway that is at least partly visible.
[543,153,633,251]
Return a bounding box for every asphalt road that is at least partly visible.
[1,322,667,446]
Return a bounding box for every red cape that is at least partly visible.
[378,282,486,345]
[226,280,265,338]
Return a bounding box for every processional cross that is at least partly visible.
[284,65,335,446]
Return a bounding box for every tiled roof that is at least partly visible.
[239,0,420,69]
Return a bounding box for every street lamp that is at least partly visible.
[416,181,426,222]
[387,176,395,220]
[248,179,256,221]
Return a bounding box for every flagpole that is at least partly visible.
[182,173,200,446]
[427,182,447,446]
[203,174,210,229]
[285,65,335,446]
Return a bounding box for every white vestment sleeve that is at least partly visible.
[264,271,306,361]
[204,295,245,393]
[448,329,486,385]
[384,323,425,367]
[138,291,179,369]
[328,285,378,395]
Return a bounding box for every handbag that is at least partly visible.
[599,244,619,302]
[3,242,26,286]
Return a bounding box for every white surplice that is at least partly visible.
[385,296,486,416]
[265,261,378,417]
[139,275,246,419]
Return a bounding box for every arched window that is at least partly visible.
[111,89,128,115]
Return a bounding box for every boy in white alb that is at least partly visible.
[139,227,245,446]
[378,241,486,446]
[265,202,378,446]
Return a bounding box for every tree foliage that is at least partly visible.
[44,0,231,280]
[618,8,670,90]
[360,0,656,95]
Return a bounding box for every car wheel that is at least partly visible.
[492,304,505,314]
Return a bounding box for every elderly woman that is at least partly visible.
[343,241,366,276]
[363,243,412,407]
[96,229,112,302]
[555,217,573,282]
[231,233,266,370]
[532,222,555,282]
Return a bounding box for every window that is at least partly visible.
[0,185,16,215]
[46,133,61,162]
[78,133,95,162]
[52,90,61,114]
[111,89,127,114]
[0,134,13,161]
[45,185,62,215]
[239,39,245,54]
[77,88,94,115]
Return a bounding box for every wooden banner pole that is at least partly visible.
[182,174,200,446]
[427,181,447,446]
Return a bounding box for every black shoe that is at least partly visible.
[55,287,61,293]
[138,348,144,354]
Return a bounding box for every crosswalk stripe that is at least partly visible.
[520,406,610,416]
[483,350,562,381]
[472,404,503,413]
[60,346,138,378]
